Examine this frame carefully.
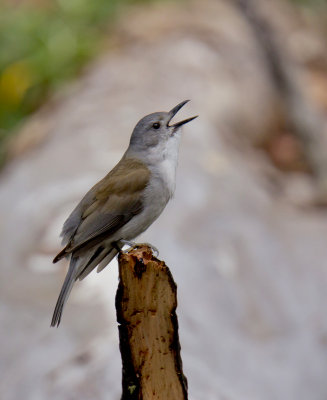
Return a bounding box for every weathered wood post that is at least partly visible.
[116,246,188,400]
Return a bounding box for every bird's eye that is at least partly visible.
[152,122,160,129]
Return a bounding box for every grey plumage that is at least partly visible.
[51,256,78,327]
[51,101,197,326]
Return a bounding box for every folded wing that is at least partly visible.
[53,157,150,263]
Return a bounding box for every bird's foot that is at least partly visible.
[119,240,159,257]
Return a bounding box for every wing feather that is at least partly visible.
[53,157,150,263]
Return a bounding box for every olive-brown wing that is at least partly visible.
[53,157,150,262]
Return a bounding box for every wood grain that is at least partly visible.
[116,246,187,400]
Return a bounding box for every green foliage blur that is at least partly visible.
[0,0,324,166]
[0,0,154,165]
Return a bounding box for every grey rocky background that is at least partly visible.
[1,0,327,399]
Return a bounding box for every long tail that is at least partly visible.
[51,256,79,327]
[51,245,120,327]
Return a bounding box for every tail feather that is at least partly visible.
[97,248,118,273]
[77,246,107,281]
[51,244,121,327]
[51,256,78,327]
[53,245,69,263]
[78,247,119,280]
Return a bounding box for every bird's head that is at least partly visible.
[129,100,197,152]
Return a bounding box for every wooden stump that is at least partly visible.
[116,246,187,400]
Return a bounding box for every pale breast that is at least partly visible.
[117,132,181,240]
[116,159,177,241]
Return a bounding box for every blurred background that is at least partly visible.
[1,0,327,399]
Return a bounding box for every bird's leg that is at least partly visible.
[119,239,159,257]
[112,241,123,254]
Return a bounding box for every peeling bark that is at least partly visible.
[116,246,187,400]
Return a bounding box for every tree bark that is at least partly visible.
[116,246,187,400]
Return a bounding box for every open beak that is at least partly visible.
[168,100,198,128]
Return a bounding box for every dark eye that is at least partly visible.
[152,122,160,129]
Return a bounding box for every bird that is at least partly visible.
[51,100,197,327]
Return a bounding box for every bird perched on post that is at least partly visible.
[51,100,197,327]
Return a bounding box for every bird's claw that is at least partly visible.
[119,240,159,257]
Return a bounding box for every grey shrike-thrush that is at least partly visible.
[51,100,197,326]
